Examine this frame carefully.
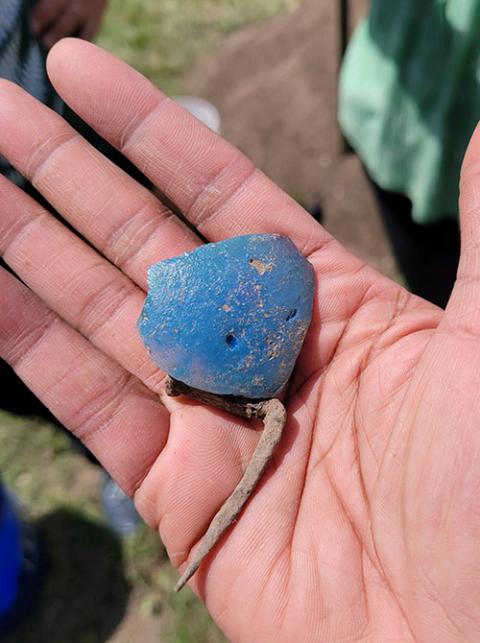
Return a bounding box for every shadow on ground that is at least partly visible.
[7,509,130,643]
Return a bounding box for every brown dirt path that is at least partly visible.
[187,0,396,279]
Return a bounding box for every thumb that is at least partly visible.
[443,121,480,331]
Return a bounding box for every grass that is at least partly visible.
[97,0,300,95]
[2,1,303,640]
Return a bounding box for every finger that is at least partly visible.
[31,0,66,34]
[0,80,200,290]
[0,175,164,391]
[41,8,82,49]
[444,121,480,333]
[46,39,327,255]
[0,266,168,506]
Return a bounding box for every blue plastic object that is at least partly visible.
[0,485,21,618]
[101,472,141,536]
[0,482,43,638]
[138,234,314,399]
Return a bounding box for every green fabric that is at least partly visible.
[338,0,480,223]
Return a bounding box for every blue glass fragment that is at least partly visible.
[138,234,314,399]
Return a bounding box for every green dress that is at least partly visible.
[339,0,480,223]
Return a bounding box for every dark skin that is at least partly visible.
[2,39,480,641]
[31,0,107,49]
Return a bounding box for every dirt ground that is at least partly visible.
[188,0,396,279]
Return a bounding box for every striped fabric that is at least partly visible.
[0,0,62,185]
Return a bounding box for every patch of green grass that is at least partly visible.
[97,0,300,94]
[0,412,99,519]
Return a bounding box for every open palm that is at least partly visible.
[1,40,479,642]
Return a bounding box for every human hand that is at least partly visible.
[31,0,107,49]
[1,38,480,642]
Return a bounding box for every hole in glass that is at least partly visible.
[226,333,237,348]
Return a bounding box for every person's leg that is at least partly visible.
[367,177,460,309]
